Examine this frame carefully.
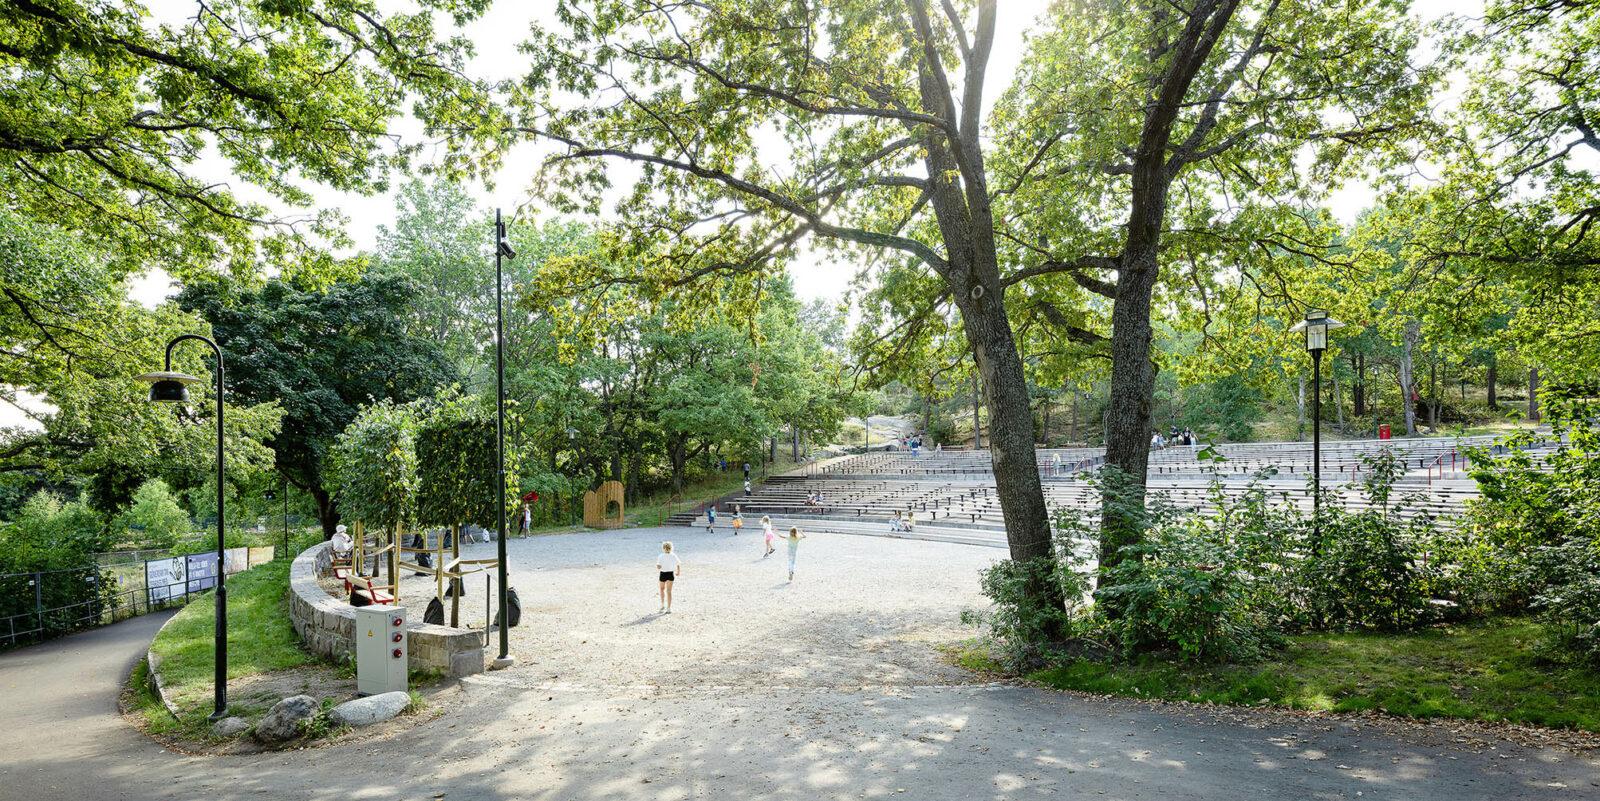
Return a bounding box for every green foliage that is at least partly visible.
[964,553,1096,672]
[179,275,457,536]
[0,490,107,571]
[0,0,495,283]
[1096,502,1287,664]
[119,479,191,549]
[1463,389,1600,663]
[328,399,422,535]
[415,389,519,528]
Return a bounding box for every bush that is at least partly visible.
[119,479,191,549]
[1097,519,1284,663]
[1291,451,1444,632]
[1462,388,1600,662]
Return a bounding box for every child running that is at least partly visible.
[656,541,682,614]
[784,526,806,581]
[731,505,744,535]
[761,515,776,557]
[705,505,717,533]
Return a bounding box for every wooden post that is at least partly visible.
[389,523,401,604]
[451,523,461,627]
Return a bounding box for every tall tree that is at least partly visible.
[178,276,456,538]
[994,0,1429,585]
[497,0,1067,616]
[373,179,492,379]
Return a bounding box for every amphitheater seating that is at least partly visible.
[684,435,1561,541]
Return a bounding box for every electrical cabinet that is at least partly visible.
[354,605,408,695]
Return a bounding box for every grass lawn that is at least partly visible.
[966,618,1600,732]
[141,558,315,732]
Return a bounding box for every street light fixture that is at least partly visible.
[1290,309,1345,547]
[138,333,229,721]
[491,208,515,671]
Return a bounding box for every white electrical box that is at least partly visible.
[354,605,408,695]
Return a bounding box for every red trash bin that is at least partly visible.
[1378,424,1392,440]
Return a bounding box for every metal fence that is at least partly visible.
[2,546,275,650]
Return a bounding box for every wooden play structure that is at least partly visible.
[346,522,497,626]
[583,480,625,528]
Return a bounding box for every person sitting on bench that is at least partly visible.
[331,524,353,561]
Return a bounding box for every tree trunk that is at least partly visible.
[769,435,777,462]
[668,438,686,496]
[1100,253,1160,584]
[1528,366,1540,423]
[1486,354,1498,409]
[951,288,1058,579]
[791,424,801,461]
[310,485,339,540]
[1332,367,1345,427]
[1070,390,1080,443]
[1400,321,1420,436]
[1041,397,1051,447]
[1352,352,1366,417]
[971,370,984,449]
[922,394,932,438]
[1295,375,1307,441]
[1428,359,1439,430]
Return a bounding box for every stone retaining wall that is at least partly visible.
[289,542,485,678]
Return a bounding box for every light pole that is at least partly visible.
[491,209,517,670]
[1290,310,1344,547]
[138,334,229,721]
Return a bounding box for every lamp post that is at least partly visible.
[138,334,229,721]
[491,208,517,670]
[1290,310,1344,546]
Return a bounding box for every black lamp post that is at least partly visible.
[491,209,517,670]
[1291,309,1344,545]
[138,334,229,721]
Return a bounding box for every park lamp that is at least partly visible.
[1290,309,1344,353]
[137,370,201,402]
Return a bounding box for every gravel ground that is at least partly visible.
[388,525,1002,690]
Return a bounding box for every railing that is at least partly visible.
[2,546,274,650]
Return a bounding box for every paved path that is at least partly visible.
[3,530,1598,800]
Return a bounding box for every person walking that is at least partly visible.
[744,478,752,496]
[656,541,681,614]
[761,515,776,557]
[784,526,806,581]
[705,504,717,533]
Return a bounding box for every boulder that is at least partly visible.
[210,716,250,738]
[254,694,319,742]
[329,691,411,728]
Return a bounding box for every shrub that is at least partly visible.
[1292,451,1442,632]
[963,505,1098,671]
[119,479,191,549]
[1097,514,1284,664]
[1462,387,1600,662]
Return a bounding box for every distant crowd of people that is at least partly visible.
[1152,427,1199,448]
